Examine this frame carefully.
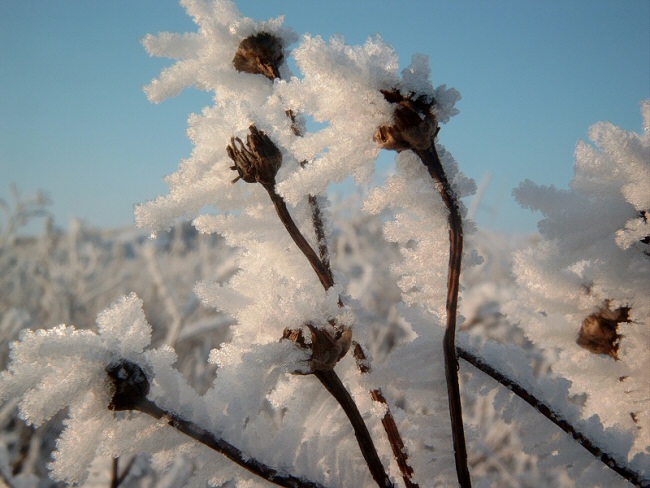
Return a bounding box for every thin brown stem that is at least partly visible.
[133,397,326,488]
[112,456,136,488]
[284,97,414,488]
[314,370,394,488]
[295,126,333,284]
[266,176,418,484]
[263,182,334,290]
[264,173,418,485]
[111,458,119,488]
[354,344,420,488]
[457,346,647,487]
[308,194,333,280]
[414,144,471,488]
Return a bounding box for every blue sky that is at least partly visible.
[1,0,648,234]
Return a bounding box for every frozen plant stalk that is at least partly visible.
[375,89,471,487]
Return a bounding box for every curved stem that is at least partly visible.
[414,145,471,488]
[314,370,394,488]
[111,458,119,488]
[134,398,325,488]
[457,346,647,487]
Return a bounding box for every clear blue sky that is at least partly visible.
[1,0,648,234]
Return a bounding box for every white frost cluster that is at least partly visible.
[0,295,162,483]
[0,294,317,486]
[365,148,478,319]
[136,2,299,231]
[276,40,461,204]
[505,101,650,452]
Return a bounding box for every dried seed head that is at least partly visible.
[227,125,282,186]
[374,89,438,152]
[106,359,150,411]
[576,304,631,359]
[233,32,284,81]
[282,322,352,373]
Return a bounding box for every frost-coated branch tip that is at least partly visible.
[457,346,649,487]
[105,359,324,488]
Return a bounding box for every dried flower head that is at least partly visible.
[233,32,284,81]
[576,303,631,359]
[106,359,151,411]
[227,125,283,186]
[282,323,352,373]
[374,89,438,152]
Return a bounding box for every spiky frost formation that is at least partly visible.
[505,101,650,452]
[136,0,299,232]
[364,149,479,320]
[0,295,167,484]
[142,0,297,103]
[275,37,461,205]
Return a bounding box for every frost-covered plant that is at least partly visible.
[506,101,650,453]
[1,1,649,487]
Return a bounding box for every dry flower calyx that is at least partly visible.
[283,322,352,373]
[576,303,631,359]
[233,32,284,81]
[227,125,282,186]
[374,89,439,152]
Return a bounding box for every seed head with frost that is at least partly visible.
[0,295,157,483]
[136,0,299,232]
[505,100,650,451]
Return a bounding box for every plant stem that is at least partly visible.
[262,108,416,483]
[267,178,421,484]
[314,370,394,488]
[353,343,420,488]
[307,194,332,278]
[414,145,471,488]
[263,182,334,290]
[264,180,419,485]
[134,397,326,488]
[457,346,647,487]
[111,458,119,488]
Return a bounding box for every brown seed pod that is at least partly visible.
[576,303,631,359]
[282,322,352,373]
[374,89,438,152]
[227,125,283,186]
[233,32,284,81]
[106,359,150,411]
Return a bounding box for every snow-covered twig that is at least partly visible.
[457,344,648,486]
